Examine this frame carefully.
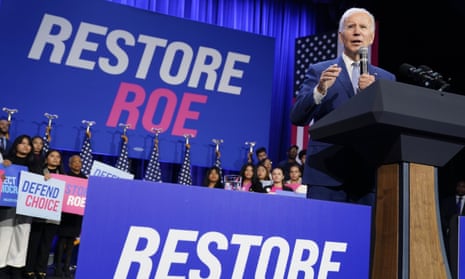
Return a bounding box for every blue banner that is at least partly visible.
[77,177,372,278]
[0,0,274,170]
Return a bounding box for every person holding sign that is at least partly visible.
[0,135,34,279]
[24,149,65,279]
[54,155,86,278]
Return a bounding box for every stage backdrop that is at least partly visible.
[77,177,372,278]
[0,0,274,170]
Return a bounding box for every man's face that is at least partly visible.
[457,181,465,196]
[0,120,8,134]
[69,156,83,173]
[257,151,267,161]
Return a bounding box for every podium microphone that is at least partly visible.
[399,63,451,91]
[358,47,369,74]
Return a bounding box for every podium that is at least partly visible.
[309,79,465,279]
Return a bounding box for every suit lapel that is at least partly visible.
[336,57,355,97]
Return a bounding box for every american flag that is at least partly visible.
[79,135,93,177]
[177,145,192,185]
[214,151,223,182]
[42,135,50,154]
[144,140,162,182]
[43,126,51,153]
[292,31,338,151]
[115,138,130,172]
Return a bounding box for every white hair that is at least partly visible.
[338,7,375,33]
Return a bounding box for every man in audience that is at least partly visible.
[277,145,299,181]
[0,118,11,157]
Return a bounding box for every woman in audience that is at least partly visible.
[285,163,308,194]
[259,158,273,180]
[266,166,293,193]
[202,166,224,189]
[24,149,65,279]
[0,135,34,279]
[256,162,272,188]
[30,136,45,174]
[239,162,266,193]
[55,154,86,278]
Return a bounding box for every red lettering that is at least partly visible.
[142,88,177,132]
[25,195,59,212]
[172,92,207,137]
[106,82,146,128]
[106,82,208,135]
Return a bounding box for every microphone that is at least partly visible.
[358,47,369,74]
[398,63,451,91]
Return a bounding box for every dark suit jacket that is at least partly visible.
[0,137,11,158]
[290,56,396,187]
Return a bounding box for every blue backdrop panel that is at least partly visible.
[77,177,372,278]
[0,0,274,170]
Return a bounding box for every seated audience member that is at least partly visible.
[256,163,272,188]
[285,163,307,194]
[239,162,266,193]
[247,146,268,165]
[265,167,293,193]
[255,147,268,163]
[202,166,224,189]
[277,145,299,181]
[259,157,273,180]
[298,149,306,172]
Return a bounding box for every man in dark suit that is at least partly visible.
[290,7,395,205]
[0,118,11,158]
[440,179,465,279]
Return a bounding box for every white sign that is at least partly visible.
[90,160,134,180]
[16,171,65,221]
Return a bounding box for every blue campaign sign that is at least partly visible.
[0,164,29,206]
[0,0,274,170]
[77,177,372,278]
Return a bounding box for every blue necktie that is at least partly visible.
[0,137,5,151]
[458,196,463,215]
[351,62,360,94]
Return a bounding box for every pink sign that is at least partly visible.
[50,173,88,215]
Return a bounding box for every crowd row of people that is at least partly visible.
[0,118,309,279]
[203,146,307,195]
[0,129,84,279]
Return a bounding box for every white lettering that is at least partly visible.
[318,241,347,279]
[99,29,135,75]
[28,13,251,95]
[155,229,198,279]
[65,22,108,70]
[287,239,319,279]
[189,232,227,279]
[114,226,161,279]
[217,52,250,95]
[28,14,73,63]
